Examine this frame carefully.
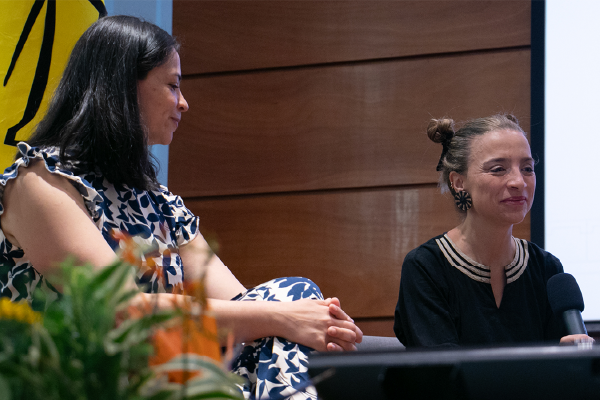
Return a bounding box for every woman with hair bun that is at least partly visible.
[0,15,361,399]
[393,114,590,347]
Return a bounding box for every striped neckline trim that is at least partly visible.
[435,234,528,284]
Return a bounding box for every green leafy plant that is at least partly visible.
[0,258,243,400]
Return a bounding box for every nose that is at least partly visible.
[178,91,189,112]
[507,168,526,190]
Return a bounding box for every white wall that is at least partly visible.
[546,0,600,321]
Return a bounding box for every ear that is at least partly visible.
[449,171,466,192]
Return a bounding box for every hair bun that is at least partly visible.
[506,114,519,125]
[427,118,455,144]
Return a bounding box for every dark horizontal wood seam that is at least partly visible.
[182,44,531,79]
[181,182,440,202]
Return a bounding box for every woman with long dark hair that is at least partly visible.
[0,16,362,399]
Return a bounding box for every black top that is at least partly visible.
[394,234,566,348]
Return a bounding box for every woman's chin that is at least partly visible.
[149,135,173,146]
[502,212,529,227]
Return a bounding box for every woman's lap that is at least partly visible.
[231,277,322,400]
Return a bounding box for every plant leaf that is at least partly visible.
[0,374,12,400]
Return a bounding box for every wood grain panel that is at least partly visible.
[355,317,396,338]
[173,1,531,74]
[170,49,531,197]
[187,186,531,319]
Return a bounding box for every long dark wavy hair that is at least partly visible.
[25,15,179,190]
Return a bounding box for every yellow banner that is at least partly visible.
[0,0,105,171]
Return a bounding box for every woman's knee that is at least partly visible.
[236,276,323,302]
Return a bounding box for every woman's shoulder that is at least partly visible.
[2,143,72,181]
[402,233,448,272]
[1,144,63,204]
[0,143,103,218]
[405,233,447,259]
[147,184,190,213]
[518,238,559,260]
[516,237,564,274]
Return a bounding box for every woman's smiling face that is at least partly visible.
[452,129,536,227]
[137,50,189,146]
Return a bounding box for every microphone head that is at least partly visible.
[547,273,585,313]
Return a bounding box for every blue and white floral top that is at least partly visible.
[0,143,200,302]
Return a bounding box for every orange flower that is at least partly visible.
[112,229,222,384]
[149,277,222,384]
[111,230,142,267]
[149,313,221,383]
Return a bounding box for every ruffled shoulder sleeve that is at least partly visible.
[0,143,104,219]
[152,185,199,247]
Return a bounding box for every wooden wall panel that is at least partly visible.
[355,317,396,338]
[173,1,531,74]
[171,1,534,337]
[171,49,531,197]
[187,186,531,319]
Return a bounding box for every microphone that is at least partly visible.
[547,273,587,335]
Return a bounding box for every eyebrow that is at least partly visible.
[483,157,534,164]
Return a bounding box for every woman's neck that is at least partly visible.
[447,216,515,270]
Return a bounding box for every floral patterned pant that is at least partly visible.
[231,277,322,400]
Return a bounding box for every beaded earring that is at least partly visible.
[454,190,472,211]
[450,182,472,211]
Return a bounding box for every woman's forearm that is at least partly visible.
[134,293,288,344]
[209,298,288,343]
[210,297,361,351]
[136,293,360,351]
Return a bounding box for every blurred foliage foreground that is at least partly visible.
[0,241,244,400]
